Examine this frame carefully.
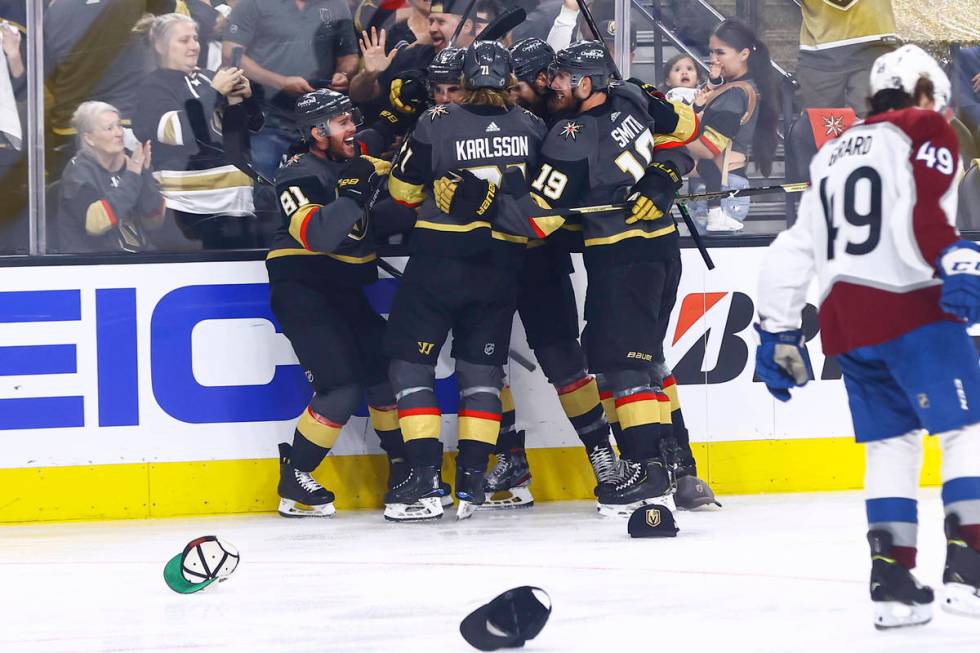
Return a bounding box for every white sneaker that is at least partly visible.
[706,207,744,232]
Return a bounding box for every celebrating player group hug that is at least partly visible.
[257,10,980,628]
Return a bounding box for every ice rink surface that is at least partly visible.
[1,489,976,653]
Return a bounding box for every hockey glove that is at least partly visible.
[626,161,682,225]
[938,240,980,325]
[433,169,498,221]
[336,155,392,207]
[753,324,813,402]
[389,70,429,116]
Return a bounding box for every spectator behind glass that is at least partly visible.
[0,4,27,254]
[685,19,778,233]
[58,102,165,254]
[797,0,897,117]
[133,12,264,250]
[952,45,980,135]
[147,0,224,70]
[385,0,432,53]
[222,0,358,181]
[662,53,703,106]
[44,0,151,178]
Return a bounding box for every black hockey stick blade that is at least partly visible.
[675,200,714,270]
[220,102,274,186]
[574,0,622,81]
[474,6,526,41]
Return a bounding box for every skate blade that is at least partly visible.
[440,493,455,508]
[457,500,482,520]
[597,494,676,519]
[873,601,933,629]
[478,487,534,510]
[383,497,444,522]
[278,498,335,518]
[942,583,980,618]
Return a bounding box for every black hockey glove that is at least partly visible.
[626,161,682,225]
[336,155,392,207]
[434,169,498,221]
[627,77,679,132]
[389,70,430,116]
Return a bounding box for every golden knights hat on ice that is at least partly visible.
[460,586,552,650]
[627,504,679,538]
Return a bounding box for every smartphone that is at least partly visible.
[230,46,244,69]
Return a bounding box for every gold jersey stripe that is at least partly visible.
[266,248,327,260]
[655,101,699,149]
[327,252,378,264]
[399,413,442,441]
[368,406,400,433]
[492,230,528,244]
[501,386,515,413]
[616,396,662,430]
[288,204,322,249]
[600,396,619,424]
[558,378,602,419]
[415,219,492,233]
[85,200,116,236]
[297,408,343,448]
[584,223,676,247]
[458,415,501,445]
[663,383,680,411]
[156,169,254,192]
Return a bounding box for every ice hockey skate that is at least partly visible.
[277,443,336,518]
[587,442,622,495]
[482,448,534,509]
[942,514,980,618]
[383,465,444,522]
[455,465,488,520]
[663,439,721,510]
[596,458,675,518]
[868,530,934,629]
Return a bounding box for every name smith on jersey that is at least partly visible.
[455,136,530,161]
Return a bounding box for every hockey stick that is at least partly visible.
[446,0,479,49]
[574,0,621,81]
[473,6,526,41]
[550,182,810,216]
[376,257,538,372]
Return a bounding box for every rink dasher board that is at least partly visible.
[0,249,963,522]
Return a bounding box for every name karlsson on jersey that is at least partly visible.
[455,136,531,162]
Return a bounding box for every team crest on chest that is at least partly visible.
[560,121,583,140]
[427,105,449,121]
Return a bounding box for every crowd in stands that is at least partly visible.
[0,0,977,254]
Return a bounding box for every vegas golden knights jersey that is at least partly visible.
[800,0,896,54]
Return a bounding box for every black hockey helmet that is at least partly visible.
[462,40,513,90]
[294,89,362,139]
[550,40,610,91]
[427,47,465,85]
[509,38,555,84]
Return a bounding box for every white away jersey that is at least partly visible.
[758,107,960,355]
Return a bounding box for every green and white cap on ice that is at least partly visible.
[163,535,240,594]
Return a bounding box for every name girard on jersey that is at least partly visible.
[455,136,530,161]
[828,135,874,166]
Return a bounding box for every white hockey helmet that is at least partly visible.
[869,44,951,112]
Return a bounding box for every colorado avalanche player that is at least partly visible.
[755,45,980,629]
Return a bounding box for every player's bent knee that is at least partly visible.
[365,382,397,408]
[455,359,504,396]
[939,422,980,482]
[389,359,436,397]
[309,384,363,425]
[602,369,655,395]
[534,340,587,387]
[865,431,924,499]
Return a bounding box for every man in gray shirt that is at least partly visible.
[224,0,359,180]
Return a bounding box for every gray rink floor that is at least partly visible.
[1,489,977,653]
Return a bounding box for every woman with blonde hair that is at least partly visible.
[132,12,264,249]
[57,101,164,253]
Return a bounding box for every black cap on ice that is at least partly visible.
[509,38,555,83]
[428,47,465,85]
[460,586,552,651]
[463,40,513,90]
[627,504,679,538]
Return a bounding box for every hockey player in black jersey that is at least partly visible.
[383,40,564,521]
[427,47,465,106]
[528,41,696,518]
[266,89,417,518]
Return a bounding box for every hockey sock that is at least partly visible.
[458,439,494,470]
[291,407,342,472]
[599,390,628,457]
[556,375,612,451]
[613,387,663,461]
[368,404,407,460]
[865,432,923,569]
[940,423,980,550]
[495,385,520,453]
[663,375,697,471]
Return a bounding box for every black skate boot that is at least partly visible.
[455,465,488,520]
[662,438,721,510]
[586,442,622,497]
[277,443,336,518]
[596,457,675,518]
[383,465,444,522]
[868,530,934,629]
[482,447,534,509]
[386,457,410,491]
[942,513,980,618]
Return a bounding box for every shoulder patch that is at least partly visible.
[560,121,584,141]
[426,105,450,121]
